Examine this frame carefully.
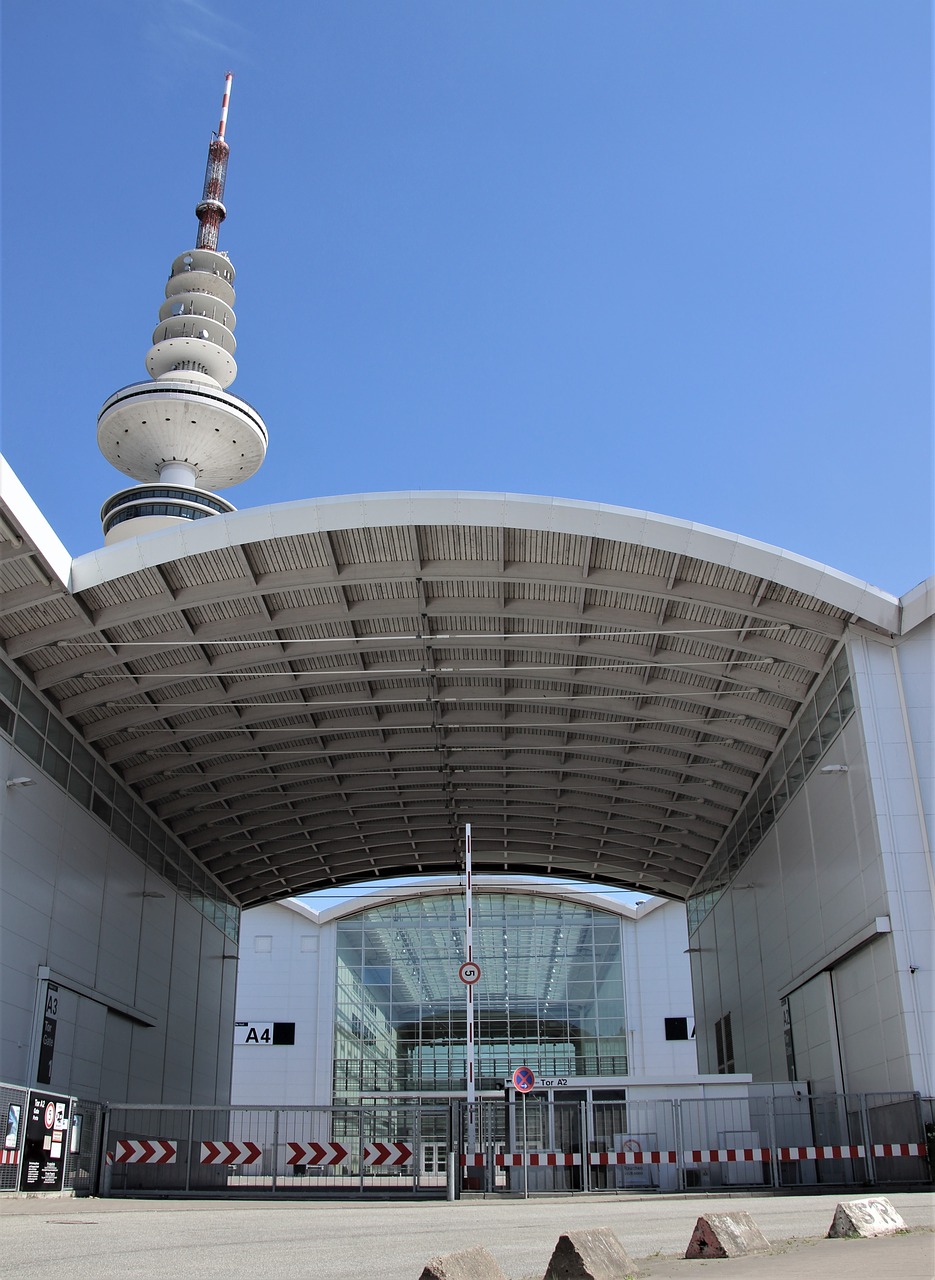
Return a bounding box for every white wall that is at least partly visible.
[851,620,934,1096]
[231,889,702,1106]
[231,901,335,1107]
[1,736,236,1104]
[623,899,698,1078]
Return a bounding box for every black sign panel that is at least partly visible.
[37,984,59,1086]
[37,1018,57,1085]
[19,1091,71,1192]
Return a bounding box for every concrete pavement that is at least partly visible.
[0,1190,931,1278]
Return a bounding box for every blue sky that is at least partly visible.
[2,0,931,594]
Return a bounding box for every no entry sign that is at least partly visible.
[512,1066,536,1093]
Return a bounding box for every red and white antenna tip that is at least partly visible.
[217,72,234,141]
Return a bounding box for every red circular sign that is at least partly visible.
[44,1102,56,1128]
[458,961,481,985]
[512,1066,536,1093]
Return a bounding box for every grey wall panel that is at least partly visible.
[832,937,908,1093]
[1,731,237,1104]
[786,973,842,1094]
[691,636,931,1096]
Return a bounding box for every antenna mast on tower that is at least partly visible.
[196,72,234,252]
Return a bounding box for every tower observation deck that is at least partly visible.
[97,74,267,543]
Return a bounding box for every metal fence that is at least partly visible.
[457,1089,931,1195]
[2,1081,930,1198]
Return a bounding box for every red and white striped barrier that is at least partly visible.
[685,1148,770,1163]
[496,1151,582,1167]
[114,1139,177,1165]
[590,1150,678,1165]
[778,1145,865,1161]
[363,1141,412,1167]
[287,1141,349,1166]
[461,1142,924,1170]
[199,1140,261,1166]
[0,1150,19,1165]
[872,1143,925,1158]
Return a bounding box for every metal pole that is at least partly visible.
[766,1092,780,1190]
[522,1091,529,1199]
[271,1108,279,1194]
[580,1098,589,1193]
[859,1092,876,1187]
[185,1108,194,1193]
[465,822,476,1156]
[673,1098,685,1192]
[358,1105,365,1195]
[100,1107,113,1198]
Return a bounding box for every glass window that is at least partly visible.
[91,791,113,825]
[113,786,133,818]
[833,648,851,689]
[813,671,836,720]
[111,809,131,844]
[93,765,116,800]
[42,743,70,787]
[71,741,94,778]
[17,686,48,734]
[797,698,818,743]
[333,891,628,1097]
[13,718,43,764]
[0,662,21,708]
[67,769,92,807]
[45,717,73,756]
[801,730,821,771]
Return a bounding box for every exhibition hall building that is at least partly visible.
[1,82,932,1174]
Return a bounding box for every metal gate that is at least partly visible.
[102,1102,453,1196]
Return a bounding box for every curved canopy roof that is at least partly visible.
[1,477,901,908]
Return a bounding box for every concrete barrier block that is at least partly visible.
[543,1227,639,1279]
[418,1245,507,1280]
[684,1212,770,1259]
[827,1197,908,1238]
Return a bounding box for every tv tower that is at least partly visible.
[97,73,268,543]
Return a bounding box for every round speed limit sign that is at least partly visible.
[458,961,481,985]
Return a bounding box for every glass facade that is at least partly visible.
[333,891,628,1097]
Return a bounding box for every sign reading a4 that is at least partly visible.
[234,1021,296,1046]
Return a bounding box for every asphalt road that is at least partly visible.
[0,1190,932,1278]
